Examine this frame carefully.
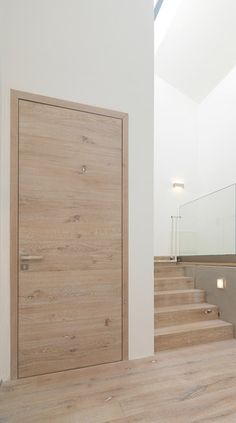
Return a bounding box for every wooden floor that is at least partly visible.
[1,340,236,422]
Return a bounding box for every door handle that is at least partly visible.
[20,255,43,261]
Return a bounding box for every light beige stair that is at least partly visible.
[155,320,233,351]
[155,264,186,277]
[155,303,219,328]
[155,289,205,307]
[155,276,194,291]
[154,260,234,352]
[154,256,172,261]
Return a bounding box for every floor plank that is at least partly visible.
[1,340,236,422]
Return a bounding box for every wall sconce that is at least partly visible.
[217,278,226,289]
[172,182,185,192]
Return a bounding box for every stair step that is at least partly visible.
[155,320,233,351]
[154,256,172,261]
[155,265,186,277]
[155,303,219,328]
[155,289,205,307]
[155,276,194,291]
[154,262,185,268]
[154,260,176,264]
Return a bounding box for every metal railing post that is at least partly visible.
[170,215,181,262]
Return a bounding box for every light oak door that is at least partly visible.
[11,92,128,378]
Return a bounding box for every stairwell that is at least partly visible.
[154,260,234,351]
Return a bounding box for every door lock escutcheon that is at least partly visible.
[20,254,43,271]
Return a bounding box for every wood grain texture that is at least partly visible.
[1,340,236,422]
[155,303,219,328]
[155,265,185,277]
[155,289,205,307]
[10,91,19,379]
[10,90,128,120]
[122,114,129,360]
[18,100,122,377]
[155,320,233,351]
[155,276,194,291]
[10,90,128,378]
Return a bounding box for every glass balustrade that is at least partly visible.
[179,184,236,256]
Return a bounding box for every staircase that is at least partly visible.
[154,260,234,351]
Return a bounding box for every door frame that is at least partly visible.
[10,89,128,379]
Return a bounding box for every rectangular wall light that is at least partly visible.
[217,278,226,289]
[172,182,185,192]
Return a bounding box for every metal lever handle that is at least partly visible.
[20,255,43,261]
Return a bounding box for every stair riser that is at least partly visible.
[155,278,194,291]
[155,291,205,307]
[155,306,219,328]
[155,268,185,277]
[155,325,233,351]
[154,263,185,269]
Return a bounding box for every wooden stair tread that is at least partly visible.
[155,303,218,314]
[155,265,186,269]
[154,267,185,278]
[155,289,205,307]
[155,276,194,292]
[155,302,219,328]
[155,276,192,281]
[154,259,175,263]
[155,319,232,336]
[155,289,204,296]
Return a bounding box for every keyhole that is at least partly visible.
[105,318,111,327]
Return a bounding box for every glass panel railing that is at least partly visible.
[179,184,236,256]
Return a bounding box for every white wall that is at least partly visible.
[154,0,236,257]
[0,0,154,381]
[184,65,236,256]
[197,65,236,194]
[156,0,236,103]
[155,66,236,257]
[154,77,198,256]
[154,0,184,52]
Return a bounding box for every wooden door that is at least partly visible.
[11,91,128,379]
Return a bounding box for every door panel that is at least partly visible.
[18,99,124,377]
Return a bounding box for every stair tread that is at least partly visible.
[155,319,232,336]
[154,260,175,263]
[155,303,218,314]
[155,276,192,281]
[155,289,204,296]
[154,262,185,266]
[155,267,186,271]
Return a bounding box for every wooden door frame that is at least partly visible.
[10,89,129,379]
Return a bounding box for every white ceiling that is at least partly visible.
[156,0,236,102]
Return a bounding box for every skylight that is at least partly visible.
[154,0,165,20]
